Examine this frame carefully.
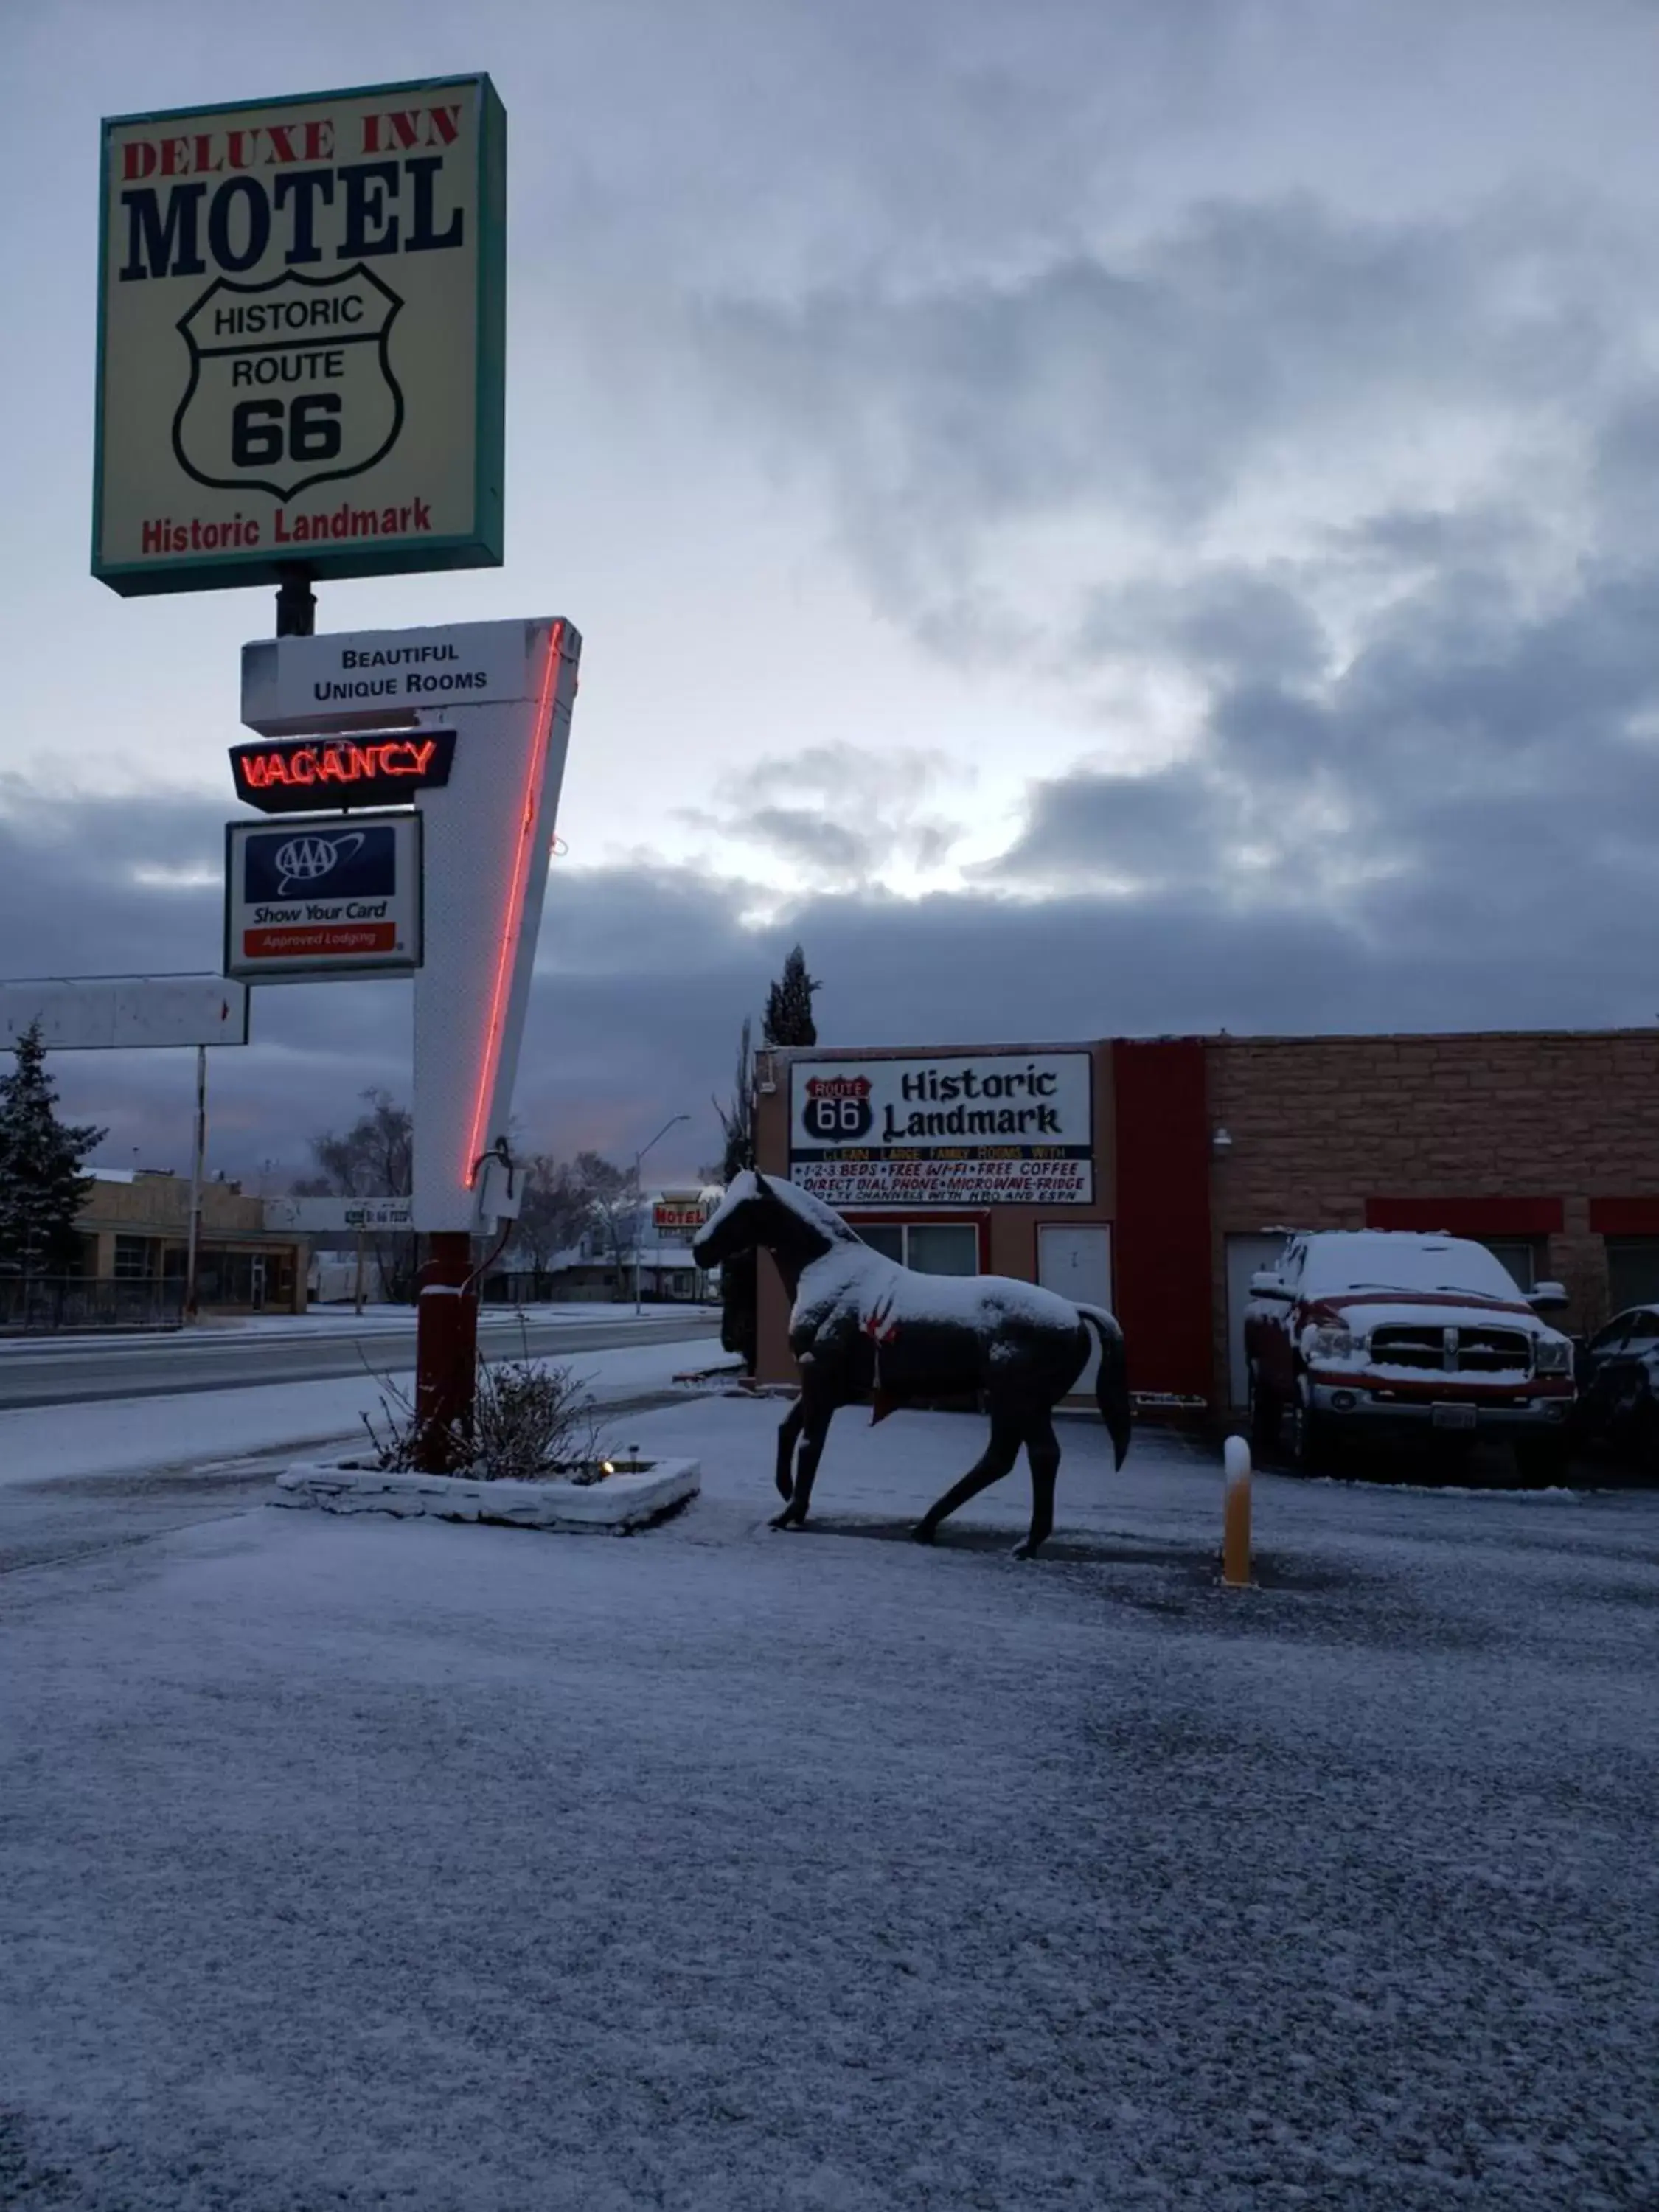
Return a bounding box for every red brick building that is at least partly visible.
[753,1030,1659,1411]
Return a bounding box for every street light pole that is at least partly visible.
[633,1113,689,1316]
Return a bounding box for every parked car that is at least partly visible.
[1244,1231,1576,1476]
[1573,1306,1659,1468]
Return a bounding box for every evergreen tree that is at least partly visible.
[0,1023,105,1277]
[763,945,820,1047]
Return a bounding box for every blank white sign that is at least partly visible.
[0,976,248,1051]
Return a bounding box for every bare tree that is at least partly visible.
[299,1089,418,1302]
[512,1155,591,1296]
[573,1152,636,1298]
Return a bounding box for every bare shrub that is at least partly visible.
[473,1357,603,1482]
[360,1346,607,1482]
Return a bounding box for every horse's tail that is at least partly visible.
[1077,1305,1133,1468]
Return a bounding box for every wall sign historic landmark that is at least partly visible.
[788,1051,1095,1206]
[94,74,506,596]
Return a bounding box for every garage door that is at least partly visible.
[1225,1233,1288,1411]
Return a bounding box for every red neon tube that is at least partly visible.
[465,621,566,1184]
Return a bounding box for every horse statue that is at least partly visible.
[692,1171,1133,1557]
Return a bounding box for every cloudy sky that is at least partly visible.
[7,0,1659,1186]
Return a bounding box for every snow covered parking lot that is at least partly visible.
[2,1397,1655,2210]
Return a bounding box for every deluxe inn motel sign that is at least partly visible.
[93,74,580,1463]
[94,76,506,591]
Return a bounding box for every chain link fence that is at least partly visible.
[0,1277,185,1333]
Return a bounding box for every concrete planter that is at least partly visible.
[274,1457,700,1533]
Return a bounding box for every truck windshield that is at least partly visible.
[1301,1237,1523,1301]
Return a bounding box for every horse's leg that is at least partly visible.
[1013,1410,1062,1560]
[773,1391,838,1529]
[774,1398,806,1503]
[913,1415,1022,1544]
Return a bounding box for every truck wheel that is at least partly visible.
[1248,1366,1281,1453]
[1284,1388,1334,1474]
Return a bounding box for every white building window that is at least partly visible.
[854,1222,978,1276]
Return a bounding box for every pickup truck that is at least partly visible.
[1244,1230,1576,1476]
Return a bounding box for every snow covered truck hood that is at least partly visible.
[1304,1290,1565,1343]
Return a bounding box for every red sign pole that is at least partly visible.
[414,1231,478,1471]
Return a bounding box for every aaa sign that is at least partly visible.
[94,76,505,597]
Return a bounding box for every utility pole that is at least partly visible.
[633,1113,688,1316]
[183,1044,206,1323]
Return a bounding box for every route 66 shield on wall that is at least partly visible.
[94,76,504,597]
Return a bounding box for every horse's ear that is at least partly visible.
[751,1169,771,1197]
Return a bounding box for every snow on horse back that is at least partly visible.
[693,1169,1132,1558]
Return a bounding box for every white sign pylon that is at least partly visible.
[240,615,581,1233]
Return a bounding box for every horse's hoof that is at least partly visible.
[911,1523,937,1545]
[1011,1540,1038,1560]
[769,1510,804,1531]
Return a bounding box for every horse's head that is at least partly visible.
[692,1170,773,1269]
[692,1170,855,1272]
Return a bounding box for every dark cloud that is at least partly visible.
[984,765,1221,889]
[744,809,873,876]
[984,536,1659,1015]
[683,742,970,888]
[692,192,1628,621]
[1074,568,1329,689]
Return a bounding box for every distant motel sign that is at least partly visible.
[223,811,422,982]
[653,1198,709,1234]
[788,1052,1095,1207]
[94,75,505,597]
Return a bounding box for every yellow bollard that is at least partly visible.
[1222,1433,1253,1589]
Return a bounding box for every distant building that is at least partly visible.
[487,1189,717,1304]
[74,1169,307,1315]
[753,1031,1659,1412]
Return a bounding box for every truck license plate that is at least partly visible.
[1431,1403,1478,1431]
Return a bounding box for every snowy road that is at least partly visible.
[0,1305,721,1409]
[1,1402,1655,2209]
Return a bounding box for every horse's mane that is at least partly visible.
[745,1170,860,1246]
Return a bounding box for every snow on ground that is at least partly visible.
[1,1400,1655,2210]
[0,1337,718,1489]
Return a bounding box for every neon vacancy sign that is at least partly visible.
[229,729,456,813]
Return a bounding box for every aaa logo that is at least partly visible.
[271,832,365,893]
[172,265,404,502]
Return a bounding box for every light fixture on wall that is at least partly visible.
[1212,1126,1234,1154]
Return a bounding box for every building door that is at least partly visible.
[1225,1233,1287,1411]
[1038,1225,1113,1394]
[250,1254,267,1312]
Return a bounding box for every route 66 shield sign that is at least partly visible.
[173,266,404,503]
[94,76,505,596]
